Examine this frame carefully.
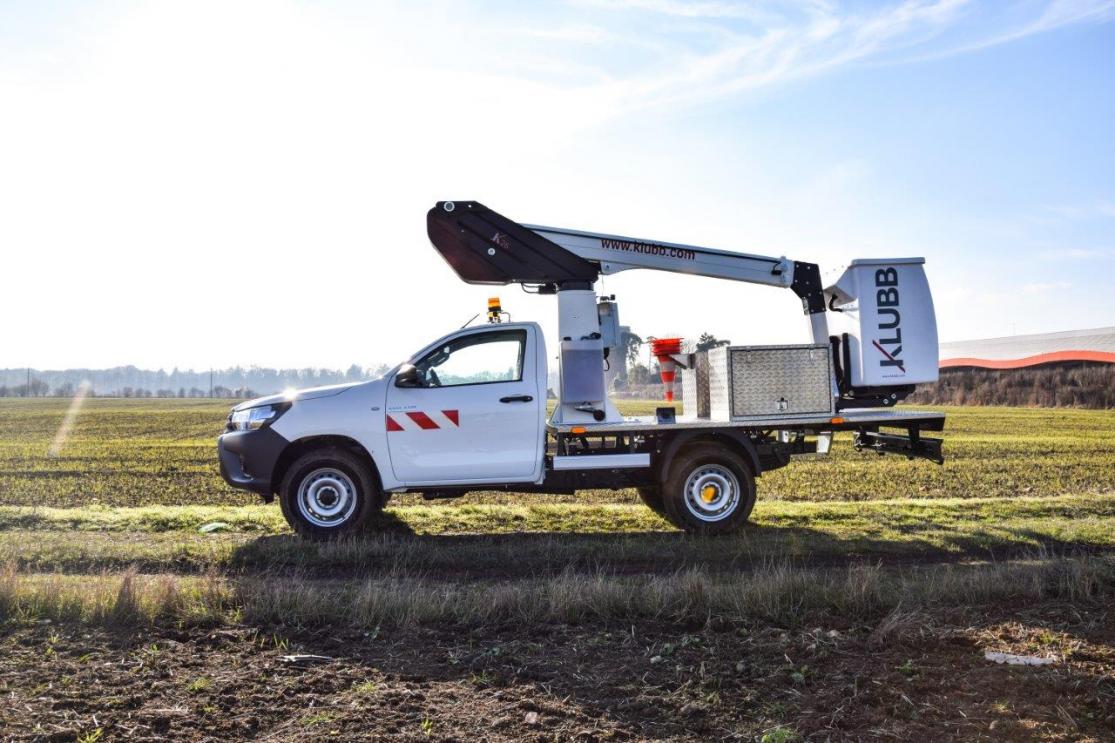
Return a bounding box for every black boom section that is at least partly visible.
[427,201,600,286]
[790,261,825,314]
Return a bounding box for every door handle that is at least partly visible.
[499,395,534,403]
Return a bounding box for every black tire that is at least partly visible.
[637,486,668,517]
[279,447,381,541]
[661,444,755,535]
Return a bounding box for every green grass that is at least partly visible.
[0,398,1112,507]
[3,493,1113,538]
[1,399,1113,635]
[1,398,1112,576]
[1,494,1111,576]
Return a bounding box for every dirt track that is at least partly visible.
[3,602,1113,742]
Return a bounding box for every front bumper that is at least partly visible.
[217,427,289,497]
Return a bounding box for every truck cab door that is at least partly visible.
[385,324,544,485]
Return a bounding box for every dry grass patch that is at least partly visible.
[0,563,229,625]
[2,555,1112,629]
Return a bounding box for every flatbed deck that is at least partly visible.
[547,408,945,435]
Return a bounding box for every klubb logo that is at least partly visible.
[872,267,905,373]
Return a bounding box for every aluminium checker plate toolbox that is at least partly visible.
[708,345,833,421]
[680,351,711,419]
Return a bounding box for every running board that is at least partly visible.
[551,453,651,470]
[853,430,944,464]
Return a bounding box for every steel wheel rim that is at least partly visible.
[682,465,740,522]
[297,467,358,528]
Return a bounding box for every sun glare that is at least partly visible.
[48,380,92,458]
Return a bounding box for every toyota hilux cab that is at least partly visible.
[219,322,550,539]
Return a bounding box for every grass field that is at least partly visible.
[1,398,1112,507]
[1,398,1114,740]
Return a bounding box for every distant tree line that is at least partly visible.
[8,356,1109,407]
[0,363,393,399]
[0,379,52,398]
[908,363,1115,409]
[0,381,266,399]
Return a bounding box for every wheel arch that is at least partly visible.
[656,430,761,484]
[269,435,383,503]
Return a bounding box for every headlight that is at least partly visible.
[228,403,288,431]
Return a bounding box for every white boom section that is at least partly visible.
[524,224,796,289]
[527,222,830,351]
[529,222,835,426]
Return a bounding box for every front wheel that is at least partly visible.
[279,448,381,540]
[661,444,755,535]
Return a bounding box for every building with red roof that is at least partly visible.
[940,327,1115,370]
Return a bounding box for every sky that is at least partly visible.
[1,0,1113,371]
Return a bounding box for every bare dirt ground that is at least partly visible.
[2,602,1112,742]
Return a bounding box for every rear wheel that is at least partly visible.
[661,444,755,535]
[279,448,380,540]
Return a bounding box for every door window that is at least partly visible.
[413,329,525,388]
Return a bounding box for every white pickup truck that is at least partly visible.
[218,202,945,540]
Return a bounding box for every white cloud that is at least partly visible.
[928,0,1115,57]
[1022,280,1072,294]
[1042,201,1115,221]
[558,0,1115,113]
[511,24,613,43]
[571,0,788,22]
[1037,247,1114,260]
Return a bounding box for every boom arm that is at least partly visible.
[426,201,827,318]
[426,200,937,419]
[524,223,793,289]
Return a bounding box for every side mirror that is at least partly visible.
[394,364,420,388]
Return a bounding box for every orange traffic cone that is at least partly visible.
[650,337,683,402]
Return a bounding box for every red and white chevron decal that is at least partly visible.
[386,410,460,432]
